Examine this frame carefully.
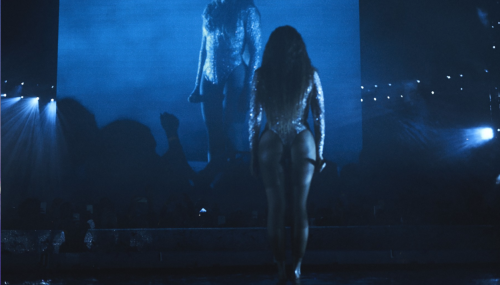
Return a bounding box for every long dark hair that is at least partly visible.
[204,0,255,34]
[256,26,314,117]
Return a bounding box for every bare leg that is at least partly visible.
[258,130,286,282]
[200,78,226,163]
[290,130,316,283]
[223,64,246,156]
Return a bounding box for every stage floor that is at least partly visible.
[3,266,500,285]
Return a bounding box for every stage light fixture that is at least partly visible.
[361,99,363,102]
[460,88,463,91]
[374,98,377,101]
[4,80,7,83]
[417,80,420,83]
[200,208,207,213]
[361,86,364,89]
[460,74,463,77]
[447,76,451,79]
[51,99,54,102]
[494,46,496,49]
[401,95,403,98]
[387,96,390,99]
[1,94,6,97]
[485,69,489,73]
[21,82,24,85]
[479,128,494,140]
[36,97,39,100]
[51,86,54,88]
[21,96,24,99]
[388,83,392,86]
[374,85,378,88]
[431,91,435,94]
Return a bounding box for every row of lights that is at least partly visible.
[361,71,500,102]
[361,74,471,90]
[3,80,55,89]
[0,94,54,102]
[360,95,405,102]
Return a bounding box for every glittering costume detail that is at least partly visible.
[249,71,325,159]
[194,3,261,89]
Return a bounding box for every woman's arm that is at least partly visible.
[243,7,262,94]
[249,71,263,176]
[190,34,207,99]
[311,71,326,172]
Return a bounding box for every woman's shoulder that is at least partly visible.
[203,3,216,18]
[245,3,260,15]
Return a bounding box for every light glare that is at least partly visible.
[479,128,494,140]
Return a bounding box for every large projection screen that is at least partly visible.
[57,0,361,165]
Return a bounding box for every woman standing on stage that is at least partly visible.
[249,26,325,284]
[188,0,261,170]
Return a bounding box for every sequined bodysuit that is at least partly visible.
[194,2,261,87]
[249,71,325,158]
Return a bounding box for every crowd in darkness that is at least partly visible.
[2,93,500,235]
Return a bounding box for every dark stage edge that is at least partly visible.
[2,226,500,270]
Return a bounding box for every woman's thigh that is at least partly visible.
[290,130,316,202]
[258,130,285,189]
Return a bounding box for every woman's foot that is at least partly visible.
[276,260,286,284]
[292,258,302,285]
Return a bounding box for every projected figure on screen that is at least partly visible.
[188,0,261,170]
[249,26,325,284]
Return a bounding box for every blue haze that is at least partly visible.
[57,0,361,165]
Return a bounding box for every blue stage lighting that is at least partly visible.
[21,82,25,85]
[460,74,463,77]
[1,94,6,97]
[21,96,24,99]
[51,98,54,102]
[479,128,494,140]
[416,80,420,83]
[447,76,451,79]
[462,127,494,148]
[200,208,207,213]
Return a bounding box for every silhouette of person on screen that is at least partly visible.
[249,26,325,284]
[188,0,261,174]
